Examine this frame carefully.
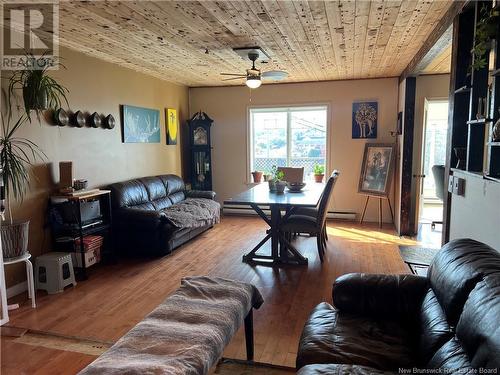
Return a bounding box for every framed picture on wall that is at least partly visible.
[166,108,178,145]
[120,104,160,143]
[352,101,378,139]
[358,143,395,197]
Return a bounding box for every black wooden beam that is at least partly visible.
[399,1,468,82]
[400,77,416,236]
[442,3,476,245]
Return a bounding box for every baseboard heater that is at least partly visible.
[223,204,357,221]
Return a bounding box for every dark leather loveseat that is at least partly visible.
[108,174,218,256]
[296,239,500,374]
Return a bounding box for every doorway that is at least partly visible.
[416,99,449,243]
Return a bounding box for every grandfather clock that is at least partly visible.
[188,111,213,191]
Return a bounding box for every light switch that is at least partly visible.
[453,177,465,196]
[448,176,454,193]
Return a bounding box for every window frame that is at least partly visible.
[247,104,330,183]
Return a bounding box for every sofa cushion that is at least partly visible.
[153,197,173,211]
[427,337,472,371]
[418,289,454,365]
[109,179,149,208]
[455,276,500,369]
[139,176,167,201]
[169,191,186,205]
[159,174,185,195]
[296,302,415,371]
[428,239,500,326]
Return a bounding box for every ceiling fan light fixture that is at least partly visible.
[246,76,262,89]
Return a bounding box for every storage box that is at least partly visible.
[71,247,101,268]
[72,235,103,267]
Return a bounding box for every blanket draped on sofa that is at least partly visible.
[161,198,220,228]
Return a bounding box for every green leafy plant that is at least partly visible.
[313,164,325,175]
[471,5,499,72]
[1,107,46,222]
[7,52,69,121]
[270,165,285,181]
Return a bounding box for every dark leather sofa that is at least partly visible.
[296,239,500,374]
[108,174,217,256]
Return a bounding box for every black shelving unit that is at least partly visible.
[49,190,114,280]
[450,1,500,176]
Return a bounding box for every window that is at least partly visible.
[249,106,328,180]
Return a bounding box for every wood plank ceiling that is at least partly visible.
[58,1,454,87]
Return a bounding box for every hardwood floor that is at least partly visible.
[1,216,416,374]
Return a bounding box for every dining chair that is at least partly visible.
[277,167,304,183]
[280,171,339,262]
[292,170,340,242]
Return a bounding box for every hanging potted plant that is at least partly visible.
[7,53,69,121]
[0,108,45,259]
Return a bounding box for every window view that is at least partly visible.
[422,101,448,199]
[250,106,328,179]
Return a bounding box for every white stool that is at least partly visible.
[4,252,36,308]
[35,252,77,294]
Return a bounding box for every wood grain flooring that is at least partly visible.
[1,216,415,374]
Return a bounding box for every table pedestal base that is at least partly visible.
[242,204,308,266]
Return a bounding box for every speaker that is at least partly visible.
[59,161,73,189]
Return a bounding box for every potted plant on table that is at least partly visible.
[251,170,263,183]
[0,111,45,259]
[313,164,325,183]
[267,166,286,194]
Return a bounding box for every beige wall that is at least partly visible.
[410,74,450,231]
[189,78,399,223]
[1,47,189,287]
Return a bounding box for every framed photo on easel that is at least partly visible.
[358,143,395,197]
[358,143,396,227]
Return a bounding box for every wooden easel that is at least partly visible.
[359,195,394,228]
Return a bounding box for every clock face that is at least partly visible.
[193,126,208,145]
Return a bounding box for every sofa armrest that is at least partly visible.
[332,273,429,320]
[115,207,167,227]
[185,190,216,200]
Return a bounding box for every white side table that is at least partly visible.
[4,252,36,308]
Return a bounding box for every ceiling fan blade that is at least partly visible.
[220,73,247,77]
[261,70,288,80]
[222,77,245,81]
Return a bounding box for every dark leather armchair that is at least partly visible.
[296,239,500,374]
[109,174,218,256]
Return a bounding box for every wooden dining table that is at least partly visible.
[224,182,325,266]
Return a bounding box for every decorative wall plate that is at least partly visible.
[72,111,85,128]
[54,108,69,127]
[104,114,115,129]
[89,112,101,128]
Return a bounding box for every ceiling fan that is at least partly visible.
[220,50,288,89]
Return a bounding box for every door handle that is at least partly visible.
[413,174,426,178]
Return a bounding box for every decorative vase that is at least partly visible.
[251,171,263,183]
[268,179,276,191]
[314,174,324,183]
[454,147,467,170]
[1,220,30,260]
[275,181,286,194]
